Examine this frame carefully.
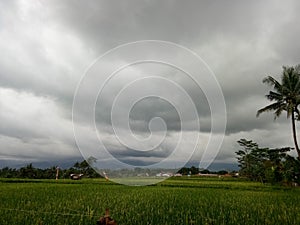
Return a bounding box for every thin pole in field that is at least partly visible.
[56,166,59,180]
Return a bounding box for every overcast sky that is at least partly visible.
[0,0,300,169]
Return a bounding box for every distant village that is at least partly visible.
[0,160,238,180]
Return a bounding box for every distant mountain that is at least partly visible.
[207,162,239,171]
[0,157,84,169]
[182,160,239,171]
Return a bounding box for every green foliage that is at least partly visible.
[236,139,265,182]
[282,155,300,184]
[178,166,199,175]
[0,178,299,225]
[236,139,299,184]
[0,160,102,179]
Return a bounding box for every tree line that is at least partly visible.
[235,139,300,184]
[0,160,102,179]
[0,161,234,179]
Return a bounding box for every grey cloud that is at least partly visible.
[46,0,271,49]
[1,0,300,167]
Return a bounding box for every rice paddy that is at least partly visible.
[0,177,299,225]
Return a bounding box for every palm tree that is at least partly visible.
[257,65,300,159]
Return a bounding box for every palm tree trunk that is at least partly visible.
[291,111,300,159]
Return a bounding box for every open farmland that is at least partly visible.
[0,177,299,225]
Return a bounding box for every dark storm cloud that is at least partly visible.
[46,0,269,49]
[0,0,300,165]
[107,146,172,166]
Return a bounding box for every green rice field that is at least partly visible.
[0,177,299,225]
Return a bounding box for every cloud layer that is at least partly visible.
[1,0,300,169]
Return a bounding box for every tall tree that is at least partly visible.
[235,139,293,183]
[257,65,300,159]
[236,139,267,182]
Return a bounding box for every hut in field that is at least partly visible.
[70,173,84,180]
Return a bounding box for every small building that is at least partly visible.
[174,173,182,177]
[70,174,84,180]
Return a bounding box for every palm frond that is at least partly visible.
[294,79,300,94]
[263,76,282,91]
[256,102,285,118]
[265,91,283,101]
